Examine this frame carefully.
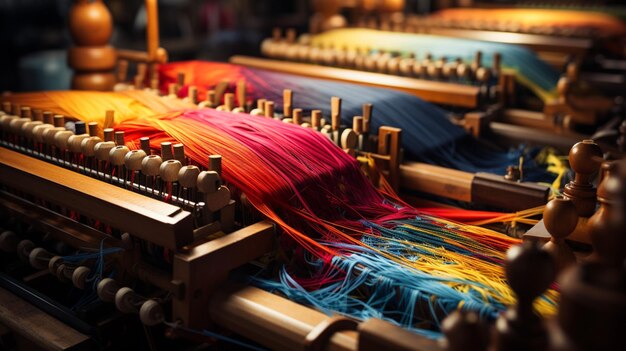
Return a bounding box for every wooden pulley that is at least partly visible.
[124,149,147,171]
[72,266,91,289]
[141,155,163,177]
[48,256,63,275]
[115,287,139,314]
[139,300,164,326]
[28,247,50,270]
[109,145,130,166]
[97,278,119,302]
[81,136,102,157]
[94,141,115,161]
[0,231,17,253]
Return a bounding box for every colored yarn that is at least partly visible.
[115,110,557,334]
[431,8,626,37]
[159,61,554,176]
[310,28,560,102]
[3,90,195,125]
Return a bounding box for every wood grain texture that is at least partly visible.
[0,287,90,351]
[230,56,480,108]
[0,147,193,249]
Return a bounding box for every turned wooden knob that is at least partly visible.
[54,130,75,150]
[178,165,200,188]
[68,134,89,153]
[341,129,357,149]
[31,124,53,143]
[109,145,130,166]
[9,118,31,136]
[569,140,603,178]
[43,127,66,146]
[543,196,578,240]
[142,155,163,177]
[81,136,102,157]
[542,196,578,271]
[124,149,147,171]
[22,121,43,139]
[160,159,182,182]
[69,0,113,46]
[94,141,115,161]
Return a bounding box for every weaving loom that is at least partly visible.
[1,1,625,350]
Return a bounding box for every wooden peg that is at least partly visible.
[43,111,53,125]
[53,115,65,128]
[160,142,173,160]
[331,97,341,131]
[542,196,577,272]
[2,102,10,114]
[292,108,302,125]
[173,143,185,164]
[283,89,293,118]
[187,86,198,104]
[236,80,246,108]
[104,110,114,128]
[140,137,151,155]
[87,122,98,137]
[362,103,372,134]
[563,140,603,217]
[114,131,125,146]
[352,116,364,134]
[225,93,235,111]
[168,83,177,98]
[103,128,114,142]
[264,101,275,118]
[311,110,322,130]
[11,103,20,117]
[20,107,31,119]
[250,99,266,116]
[341,129,357,150]
[209,155,222,178]
[493,53,502,76]
[176,72,185,90]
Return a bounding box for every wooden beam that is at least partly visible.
[0,147,193,249]
[230,56,481,108]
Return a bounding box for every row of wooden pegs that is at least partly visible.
[0,102,233,229]
[0,230,165,326]
[262,29,498,86]
[356,13,600,39]
[165,74,376,156]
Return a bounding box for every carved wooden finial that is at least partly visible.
[68,0,116,90]
[494,241,555,351]
[542,196,578,272]
[563,140,603,217]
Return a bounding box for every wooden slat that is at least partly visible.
[173,220,275,328]
[0,287,90,351]
[0,147,193,249]
[230,56,480,108]
[400,162,474,202]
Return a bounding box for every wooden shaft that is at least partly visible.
[331,97,341,131]
[210,284,357,351]
[145,0,159,62]
[237,80,246,108]
[400,162,473,203]
[283,89,293,118]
